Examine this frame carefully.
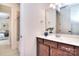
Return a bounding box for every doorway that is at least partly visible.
[0,3,20,56]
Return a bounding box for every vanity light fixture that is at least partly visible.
[49,3,60,12]
[49,3,56,9]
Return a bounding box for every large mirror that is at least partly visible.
[45,3,79,35]
[58,4,79,35]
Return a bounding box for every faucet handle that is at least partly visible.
[46,27,54,31]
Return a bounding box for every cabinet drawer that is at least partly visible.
[44,40,57,48]
[58,43,74,54]
[57,49,74,56]
[37,38,44,43]
[50,48,74,56]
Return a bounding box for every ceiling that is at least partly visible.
[54,3,77,8]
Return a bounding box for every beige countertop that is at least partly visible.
[37,34,79,46]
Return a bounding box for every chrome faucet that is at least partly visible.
[46,27,54,33]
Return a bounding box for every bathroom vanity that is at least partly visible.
[37,34,79,56]
[36,3,79,56]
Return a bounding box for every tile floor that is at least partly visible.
[0,45,19,56]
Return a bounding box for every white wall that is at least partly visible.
[46,8,56,33]
[20,3,50,56]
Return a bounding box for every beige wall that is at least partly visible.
[0,5,10,31]
[0,5,11,14]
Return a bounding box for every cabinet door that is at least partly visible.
[37,43,49,56]
[50,48,58,56]
[75,47,79,56]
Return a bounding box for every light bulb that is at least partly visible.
[49,4,53,8]
[49,3,56,9]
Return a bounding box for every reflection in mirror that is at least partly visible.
[71,4,79,35]
[57,4,79,35]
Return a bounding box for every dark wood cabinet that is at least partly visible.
[58,43,74,54]
[57,49,73,56]
[44,40,57,48]
[37,37,79,56]
[50,47,74,56]
[50,48,58,56]
[37,43,49,56]
[37,38,44,43]
[37,38,49,56]
[75,47,79,56]
[58,49,73,56]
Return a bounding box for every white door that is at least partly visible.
[19,3,48,56]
